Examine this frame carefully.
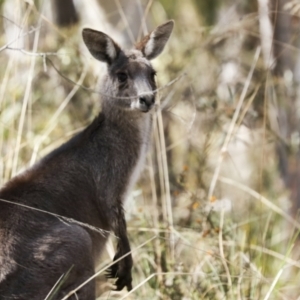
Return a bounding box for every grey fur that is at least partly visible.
[0,20,174,299]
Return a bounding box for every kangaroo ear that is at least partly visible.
[136,20,174,60]
[82,28,121,64]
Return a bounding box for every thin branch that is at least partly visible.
[4,46,187,101]
[0,27,40,53]
[29,63,88,165]
[207,47,261,200]
[156,91,174,259]
[263,266,285,300]
[0,198,111,237]
[61,236,157,299]
[11,22,42,177]
[218,176,300,231]
[137,0,154,40]
[258,0,275,69]
[114,0,135,44]
[219,209,232,297]
[0,14,22,28]
[6,46,61,57]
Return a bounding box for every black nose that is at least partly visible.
[139,96,155,110]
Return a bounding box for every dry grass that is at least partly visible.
[1,0,300,299]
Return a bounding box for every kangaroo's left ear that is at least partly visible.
[136,20,174,60]
[82,28,121,65]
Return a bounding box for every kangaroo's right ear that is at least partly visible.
[82,29,121,64]
[136,20,174,60]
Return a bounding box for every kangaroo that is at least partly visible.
[0,20,174,299]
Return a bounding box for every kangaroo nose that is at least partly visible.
[139,95,155,111]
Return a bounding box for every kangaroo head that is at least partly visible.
[82,20,174,113]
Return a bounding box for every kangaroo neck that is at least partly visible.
[99,107,153,204]
[101,101,153,135]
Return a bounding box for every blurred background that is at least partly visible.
[1,0,300,299]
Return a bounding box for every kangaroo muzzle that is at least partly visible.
[139,94,155,112]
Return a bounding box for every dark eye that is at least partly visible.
[117,72,128,83]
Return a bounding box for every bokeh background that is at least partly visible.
[1,0,300,299]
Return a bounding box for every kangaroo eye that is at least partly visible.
[117,73,128,83]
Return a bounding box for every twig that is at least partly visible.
[263,266,285,300]
[61,236,157,299]
[218,176,300,231]
[0,27,40,53]
[0,198,111,237]
[114,0,135,44]
[207,47,261,200]
[0,14,22,28]
[6,46,61,57]
[137,0,154,40]
[44,273,65,300]
[156,91,174,259]
[29,63,88,165]
[4,46,187,101]
[11,21,42,176]
[219,209,232,297]
[258,0,275,69]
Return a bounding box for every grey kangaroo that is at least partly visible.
[0,20,174,299]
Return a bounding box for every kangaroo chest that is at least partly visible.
[123,116,152,201]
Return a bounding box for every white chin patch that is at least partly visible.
[130,101,139,110]
[106,37,117,60]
